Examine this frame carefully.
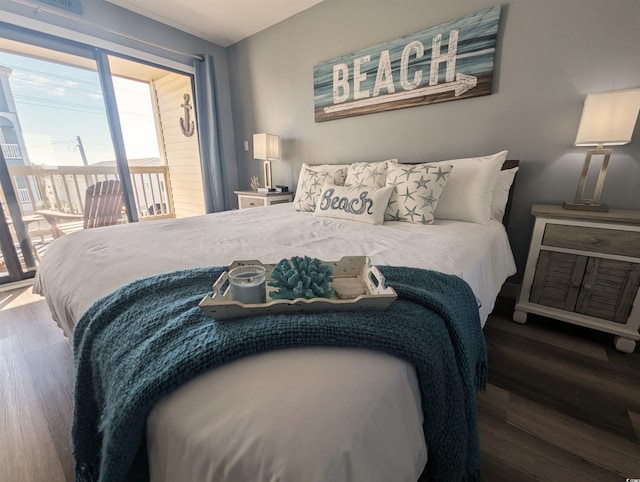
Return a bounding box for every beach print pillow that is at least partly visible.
[314,183,393,225]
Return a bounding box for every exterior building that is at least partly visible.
[0,64,30,167]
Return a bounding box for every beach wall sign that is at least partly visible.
[313,5,502,122]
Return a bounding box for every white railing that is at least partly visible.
[17,187,37,204]
[6,164,175,221]
[1,143,22,160]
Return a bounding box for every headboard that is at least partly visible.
[500,159,519,228]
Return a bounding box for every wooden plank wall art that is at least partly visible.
[313,5,502,122]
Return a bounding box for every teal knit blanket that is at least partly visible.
[72,265,487,482]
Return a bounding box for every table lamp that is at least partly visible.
[253,133,280,190]
[564,88,640,212]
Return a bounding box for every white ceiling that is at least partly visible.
[105,0,326,47]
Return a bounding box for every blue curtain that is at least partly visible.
[193,54,227,213]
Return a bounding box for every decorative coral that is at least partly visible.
[268,256,333,300]
[250,176,260,191]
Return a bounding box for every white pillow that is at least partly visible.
[432,150,508,224]
[314,183,393,225]
[293,164,347,212]
[344,159,398,188]
[384,162,453,224]
[491,167,519,223]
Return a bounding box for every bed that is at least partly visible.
[33,153,518,482]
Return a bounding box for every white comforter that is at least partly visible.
[33,204,516,482]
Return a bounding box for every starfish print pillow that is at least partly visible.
[384,163,453,224]
[344,159,397,188]
[293,164,347,211]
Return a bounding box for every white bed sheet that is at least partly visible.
[147,347,427,482]
[33,204,516,482]
[34,203,515,336]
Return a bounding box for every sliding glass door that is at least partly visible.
[0,24,205,283]
[0,39,122,283]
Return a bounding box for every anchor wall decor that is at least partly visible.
[180,93,195,137]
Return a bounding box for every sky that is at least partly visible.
[0,50,159,166]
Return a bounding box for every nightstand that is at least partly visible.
[514,204,640,353]
[234,190,294,209]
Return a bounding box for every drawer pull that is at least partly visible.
[583,284,593,291]
[571,281,580,289]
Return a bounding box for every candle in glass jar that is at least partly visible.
[228,265,266,304]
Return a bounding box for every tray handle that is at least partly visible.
[212,271,231,300]
[365,265,392,295]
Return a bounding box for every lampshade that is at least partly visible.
[574,88,640,146]
[253,133,280,160]
[565,87,640,212]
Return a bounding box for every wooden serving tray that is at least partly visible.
[199,256,397,321]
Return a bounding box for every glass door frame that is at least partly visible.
[0,147,37,283]
[95,51,138,223]
[0,205,22,283]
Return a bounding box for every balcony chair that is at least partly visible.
[38,180,125,239]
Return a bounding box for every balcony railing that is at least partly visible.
[6,164,175,222]
[1,143,22,160]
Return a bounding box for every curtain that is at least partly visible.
[193,54,227,213]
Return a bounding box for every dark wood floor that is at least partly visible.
[480,299,640,481]
[0,287,638,481]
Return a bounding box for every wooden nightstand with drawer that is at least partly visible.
[234,190,294,209]
[514,204,640,353]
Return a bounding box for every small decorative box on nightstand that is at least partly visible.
[234,190,294,210]
[514,204,640,353]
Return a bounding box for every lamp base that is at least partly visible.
[263,159,273,189]
[567,147,611,214]
[563,201,609,212]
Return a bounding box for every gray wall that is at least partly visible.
[227,0,640,282]
[0,0,239,207]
